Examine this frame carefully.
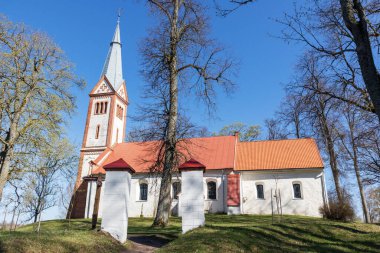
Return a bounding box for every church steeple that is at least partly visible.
[101,16,123,90]
[71,15,129,219]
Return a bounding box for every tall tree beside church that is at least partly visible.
[218,0,380,121]
[142,0,235,227]
[288,55,345,203]
[335,103,371,223]
[338,0,380,120]
[0,17,83,200]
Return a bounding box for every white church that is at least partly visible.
[70,19,327,222]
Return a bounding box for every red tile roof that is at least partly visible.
[179,158,206,170]
[91,136,323,175]
[103,158,135,173]
[235,138,324,170]
[92,135,236,174]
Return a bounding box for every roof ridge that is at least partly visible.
[239,138,314,144]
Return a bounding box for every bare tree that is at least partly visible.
[277,1,375,115]
[277,94,308,138]
[140,0,236,227]
[264,118,288,140]
[360,127,380,184]
[287,54,345,203]
[22,138,77,223]
[217,0,380,120]
[339,0,380,120]
[367,186,380,222]
[7,180,24,230]
[0,16,83,200]
[336,103,372,222]
[214,0,256,16]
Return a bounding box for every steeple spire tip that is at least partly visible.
[101,13,124,89]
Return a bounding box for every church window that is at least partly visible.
[104,102,108,113]
[116,105,123,119]
[293,183,302,199]
[94,101,108,115]
[172,182,181,200]
[256,184,264,199]
[140,183,148,201]
[95,125,100,139]
[207,181,216,200]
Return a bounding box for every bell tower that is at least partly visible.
[70,17,128,218]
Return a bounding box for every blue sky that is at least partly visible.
[3,1,350,220]
[1,0,306,145]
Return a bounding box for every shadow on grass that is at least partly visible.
[128,234,172,248]
[160,215,380,253]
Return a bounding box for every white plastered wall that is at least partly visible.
[111,99,126,145]
[181,169,205,233]
[85,180,106,218]
[101,170,132,243]
[96,171,227,218]
[81,153,102,177]
[203,170,228,214]
[92,169,325,219]
[128,174,161,217]
[240,169,325,217]
[86,97,111,147]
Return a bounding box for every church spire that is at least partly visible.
[101,15,123,90]
[112,15,121,44]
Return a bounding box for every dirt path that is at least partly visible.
[123,234,172,253]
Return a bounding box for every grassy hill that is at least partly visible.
[0,215,379,253]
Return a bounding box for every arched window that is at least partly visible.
[172,182,181,200]
[100,102,103,114]
[140,183,148,201]
[116,128,119,143]
[293,183,302,199]
[207,181,216,200]
[94,101,108,115]
[256,184,264,199]
[104,102,108,113]
[95,125,100,139]
[116,105,123,119]
[95,103,99,114]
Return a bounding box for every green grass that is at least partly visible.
[0,219,128,253]
[158,215,380,253]
[0,215,379,253]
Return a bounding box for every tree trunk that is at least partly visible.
[353,154,370,223]
[153,0,179,227]
[14,210,21,231]
[2,207,7,230]
[37,206,43,233]
[348,121,371,223]
[318,101,344,202]
[34,209,39,223]
[0,124,17,201]
[0,146,13,201]
[9,208,16,232]
[294,115,301,138]
[339,0,380,120]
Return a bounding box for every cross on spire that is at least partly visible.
[117,8,122,23]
